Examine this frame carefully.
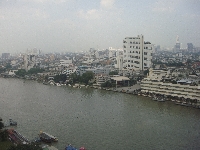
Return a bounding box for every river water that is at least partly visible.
[0,78,200,150]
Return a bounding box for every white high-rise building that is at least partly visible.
[123,34,153,71]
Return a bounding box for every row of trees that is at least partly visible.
[15,68,45,77]
[53,71,94,85]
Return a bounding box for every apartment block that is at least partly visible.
[123,35,153,71]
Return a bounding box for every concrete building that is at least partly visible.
[174,35,180,51]
[59,58,72,67]
[2,53,10,60]
[187,43,193,52]
[23,54,36,71]
[123,34,153,71]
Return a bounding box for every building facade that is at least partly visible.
[123,35,153,71]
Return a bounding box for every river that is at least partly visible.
[0,78,200,150]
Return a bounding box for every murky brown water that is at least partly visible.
[0,78,200,150]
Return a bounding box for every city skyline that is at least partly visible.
[0,0,199,53]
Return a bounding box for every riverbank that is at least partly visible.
[1,77,200,149]
[0,140,13,150]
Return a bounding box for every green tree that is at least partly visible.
[5,63,12,69]
[80,71,94,85]
[27,68,44,74]
[143,69,149,76]
[54,74,67,83]
[8,144,42,150]
[15,69,27,77]
[0,122,4,130]
[0,129,8,141]
[101,81,112,87]
[69,73,80,84]
[109,71,118,75]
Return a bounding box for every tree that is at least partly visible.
[54,74,67,83]
[0,129,8,141]
[27,68,44,74]
[143,69,149,76]
[5,63,12,69]
[15,69,27,77]
[0,121,4,130]
[109,71,118,75]
[101,81,112,87]
[8,144,42,150]
[80,71,94,85]
[69,73,80,84]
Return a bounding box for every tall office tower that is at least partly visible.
[2,53,10,60]
[174,35,180,51]
[123,34,153,71]
[187,43,193,52]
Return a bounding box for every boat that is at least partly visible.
[175,100,181,105]
[56,83,61,86]
[9,119,17,126]
[152,97,158,101]
[41,144,58,150]
[8,129,30,144]
[157,98,165,102]
[65,145,86,150]
[65,144,77,150]
[39,131,58,143]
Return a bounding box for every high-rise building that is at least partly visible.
[2,53,10,60]
[174,35,180,51]
[187,43,193,51]
[123,35,153,71]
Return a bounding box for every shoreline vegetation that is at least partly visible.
[1,72,200,109]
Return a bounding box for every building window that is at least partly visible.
[144,52,147,55]
[124,50,126,53]
[123,45,126,48]
[144,57,147,60]
[130,46,132,48]
[136,46,138,49]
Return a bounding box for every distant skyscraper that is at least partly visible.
[2,53,10,60]
[174,35,180,51]
[187,43,193,51]
[123,34,153,71]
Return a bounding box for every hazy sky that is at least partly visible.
[0,0,200,53]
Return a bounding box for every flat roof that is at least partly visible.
[110,76,130,81]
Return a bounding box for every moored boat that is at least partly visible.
[9,119,17,126]
[7,129,29,144]
[65,144,86,150]
[157,98,165,102]
[39,131,58,143]
[65,144,77,150]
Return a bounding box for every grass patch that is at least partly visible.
[0,140,13,150]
